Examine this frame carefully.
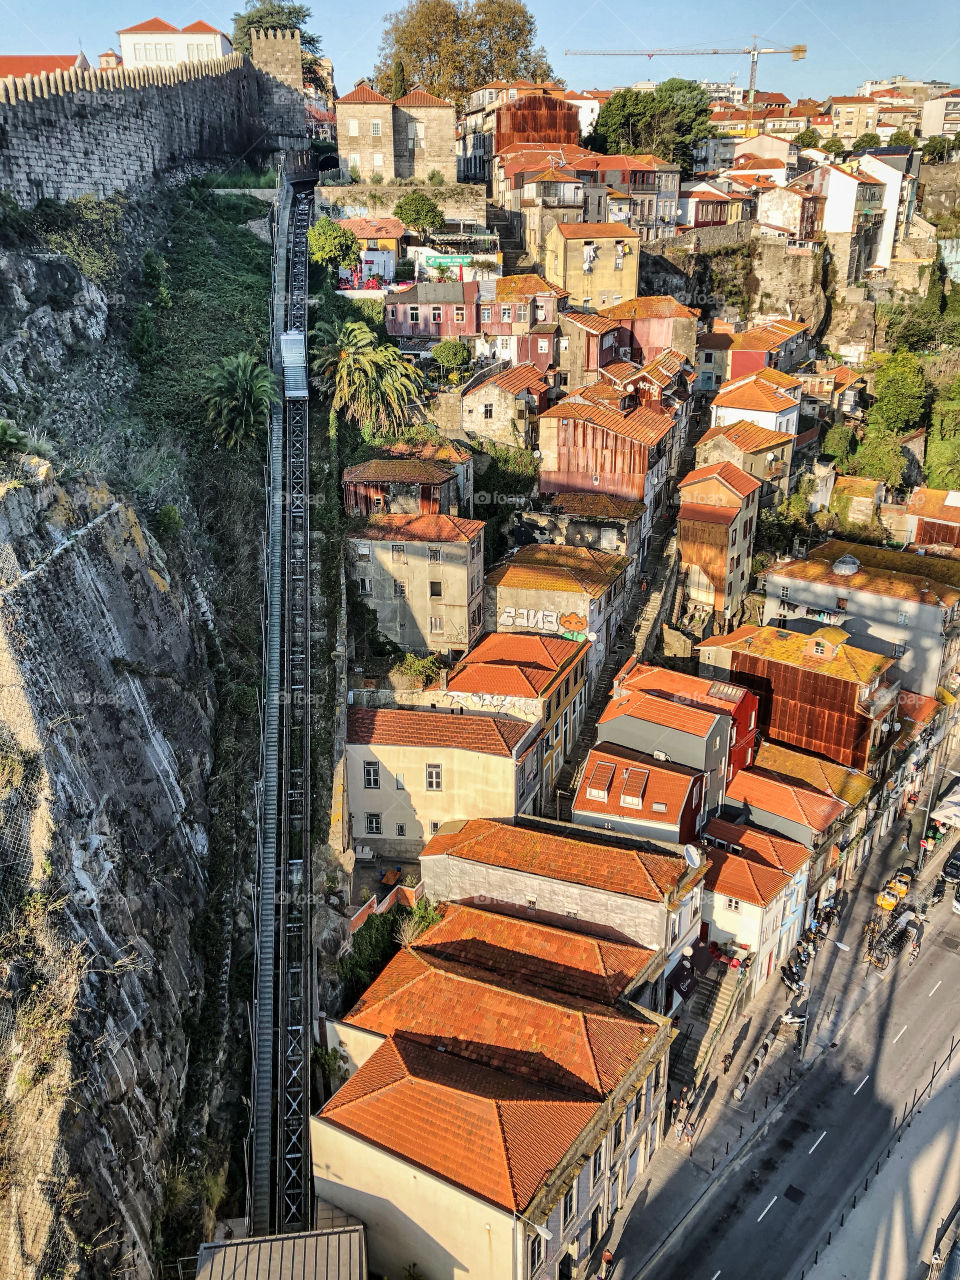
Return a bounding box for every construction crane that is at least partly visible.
[564,39,806,108]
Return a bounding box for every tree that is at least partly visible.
[232,1,326,87]
[822,421,855,472]
[391,57,407,99]
[201,353,279,450]
[821,136,846,156]
[307,218,361,272]
[311,317,426,434]
[922,135,952,164]
[588,80,714,173]
[870,349,927,435]
[852,430,906,486]
[889,129,916,147]
[432,339,470,371]
[794,127,822,149]
[852,131,882,151]
[393,191,445,238]
[373,0,556,113]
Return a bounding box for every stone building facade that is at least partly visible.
[335,81,456,182]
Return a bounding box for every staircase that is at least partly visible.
[670,964,744,1086]
[486,202,534,276]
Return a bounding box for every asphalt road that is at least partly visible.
[633,891,960,1280]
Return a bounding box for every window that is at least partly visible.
[725,897,740,911]
[391,543,405,563]
[455,305,465,323]
[371,119,382,136]
[426,764,442,791]
[355,541,371,561]
[897,609,908,625]
[481,306,491,322]
[517,303,528,322]
[499,336,511,352]
[470,603,483,628]
[363,762,380,789]
[430,617,444,634]
[704,351,714,365]
[393,580,406,597]
[483,403,494,420]
[166,43,175,59]
[780,585,789,600]
[592,1145,604,1185]
[538,338,550,353]
[582,297,591,307]
[430,821,441,834]
[501,305,512,321]
[358,577,372,595]
[348,153,361,171]
[562,1186,575,1228]
[348,118,359,136]
[432,306,442,323]
[836,597,847,609]
[530,1235,543,1274]
[613,1116,624,1149]
[134,44,143,59]
[430,580,443,598]
[372,152,383,168]
[395,772,404,790]
[409,306,420,323]
[365,813,382,835]
[428,546,442,563]
[892,641,906,658]
[396,823,406,837]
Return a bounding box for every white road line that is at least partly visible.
[930,980,942,998]
[757,1196,778,1222]
[809,1131,827,1154]
[854,1076,869,1095]
[711,1272,722,1280]
[893,1025,908,1044]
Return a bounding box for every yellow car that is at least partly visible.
[877,887,900,911]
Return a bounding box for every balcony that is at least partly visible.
[803,604,844,624]
[860,679,900,720]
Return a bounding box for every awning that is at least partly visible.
[931,777,960,826]
[666,958,697,1001]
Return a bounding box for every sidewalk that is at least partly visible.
[607,806,960,1279]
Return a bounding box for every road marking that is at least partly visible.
[711,1272,722,1280]
[893,1025,908,1043]
[930,981,942,998]
[757,1196,778,1222]
[854,1076,869,1095]
[809,1131,826,1154]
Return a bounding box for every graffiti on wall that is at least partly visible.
[497,606,594,643]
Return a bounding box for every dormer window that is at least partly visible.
[586,761,614,801]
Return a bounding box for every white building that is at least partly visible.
[710,369,802,437]
[117,17,232,68]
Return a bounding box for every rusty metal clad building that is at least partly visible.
[495,96,580,154]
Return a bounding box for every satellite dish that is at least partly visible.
[684,844,702,869]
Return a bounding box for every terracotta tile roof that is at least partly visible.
[574,744,701,827]
[697,419,793,454]
[730,319,808,351]
[117,17,179,33]
[466,362,550,398]
[485,545,629,598]
[601,360,646,385]
[679,502,738,527]
[347,707,533,757]
[680,460,760,499]
[613,658,749,712]
[600,297,698,320]
[336,216,406,240]
[561,310,621,335]
[394,89,452,107]
[375,436,471,465]
[554,222,641,240]
[599,688,719,738]
[697,624,893,684]
[181,20,224,33]
[734,155,787,170]
[706,817,810,876]
[495,274,568,300]
[704,847,791,906]
[826,96,876,105]
[725,769,846,831]
[639,349,691,388]
[352,513,484,543]
[344,947,657,1097]
[0,55,85,76]
[337,82,391,104]
[698,331,734,351]
[322,1034,599,1212]
[446,633,587,698]
[712,376,799,414]
[765,555,960,607]
[832,476,883,499]
[809,539,960,593]
[539,388,674,447]
[755,366,803,391]
[551,493,646,519]
[413,903,656,1001]
[907,488,960,524]
[421,818,689,902]
[343,457,455,485]
[753,743,872,807]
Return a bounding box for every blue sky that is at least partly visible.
[9,0,960,100]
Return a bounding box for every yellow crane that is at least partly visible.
[563,39,807,110]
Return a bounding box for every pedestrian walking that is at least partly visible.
[722,1051,733,1075]
[683,1121,695,1146]
[599,1249,615,1277]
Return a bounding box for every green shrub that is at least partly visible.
[349,165,361,183]
[130,305,159,371]
[427,169,445,186]
[370,172,384,185]
[153,503,183,543]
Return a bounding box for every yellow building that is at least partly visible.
[336,215,407,258]
[544,221,641,309]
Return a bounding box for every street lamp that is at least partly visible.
[799,935,850,1060]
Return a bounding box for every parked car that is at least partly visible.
[953,882,960,915]
[932,876,947,905]
[942,854,960,883]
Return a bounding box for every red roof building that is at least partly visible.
[573,743,706,843]
[678,462,760,619]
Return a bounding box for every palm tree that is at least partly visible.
[311,317,425,435]
[201,353,279,451]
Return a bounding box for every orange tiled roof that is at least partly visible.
[540,387,674,447]
[755,366,803,390]
[600,297,698,320]
[613,658,749,713]
[414,903,656,1001]
[395,89,452,107]
[336,216,406,240]
[679,502,739,527]
[181,19,223,33]
[704,847,791,907]
[485,544,629,598]
[725,768,846,831]
[338,82,391,104]
[705,817,810,876]
[467,362,550,398]
[0,54,85,76]
[495,274,568,301]
[117,16,179,32]
[730,319,808,351]
[421,817,689,902]
[376,436,471,465]
[907,488,960,524]
[698,419,793,454]
[599,688,719,738]
[347,707,533,757]
[766,554,960,607]
[344,946,657,1097]
[600,360,645,385]
[639,349,691,388]
[574,744,701,827]
[322,1034,599,1212]
[712,376,799,414]
[809,539,960,593]
[352,513,484,543]
[343,457,455,485]
[679,460,760,499]
[446,633,587,698]
[697,624,892,684]
[561,310,621,335]
[554,222,641,239]
[552,492,645,519]
[752,743,872,807]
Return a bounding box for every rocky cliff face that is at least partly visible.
[0,460,216,1278]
